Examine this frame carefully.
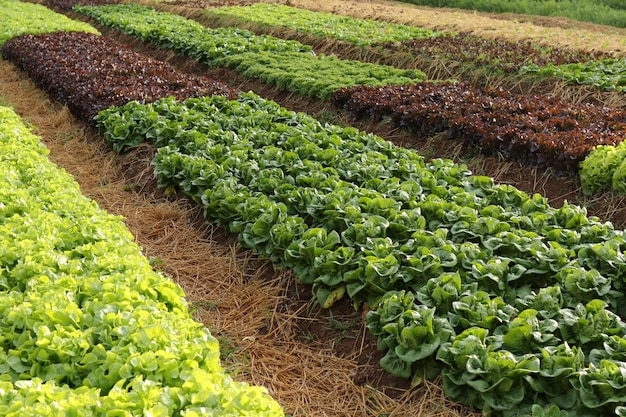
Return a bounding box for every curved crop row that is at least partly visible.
[95,93,626,416]
[0,0,99,47]
[1,31,237,123]
[73,3,311,65]
[0,105,283,416]
[333,82,626,173]
[204,3,442,46]
[522,59,626,93]
[73,4,426,99]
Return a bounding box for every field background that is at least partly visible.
[3,0,626,415]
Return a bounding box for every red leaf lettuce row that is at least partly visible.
[1,31,238,124]
[334,82,626,173]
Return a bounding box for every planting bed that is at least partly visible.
[0,104,283,416]
[334,81,626,173]
[2,31,237,123]
[5,0,626,416]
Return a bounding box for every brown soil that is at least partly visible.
[4,1,626,416]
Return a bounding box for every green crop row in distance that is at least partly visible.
[96,93,626,417]
[390,0,626,28]
[204,2,624,94]
[0,0,99,47]
[0,105,283,416]
[205,3,444,46]
[522,58,626,93]
[222,51,424,99]
[73,3,312,65]
[74,4,426,99]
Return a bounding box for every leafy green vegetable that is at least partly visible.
[95,93,626,417]
[0,105,283,416]
[580,144,626,195]
[206,3,441,46]
[366,291,453,379]
[522,58,626,92]
[74,4,426,99]
[74,3,309,66]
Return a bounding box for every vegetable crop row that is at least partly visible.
[1,31,237,124]
[333,82,626,173]
[522,59,626,93]
[73,4,311,65]
[215,2,625,94]
[0,105,283,416]
[73,4,427,99]
[391,0,626,28]
[220,50,423,99]
[96,93,626,416]
[204,3,442,46]
[0,0,99,47]
[203,2,611,79]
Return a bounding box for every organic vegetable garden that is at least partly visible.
[2,0,626,415]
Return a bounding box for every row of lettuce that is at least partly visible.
[95,92,626,417]
[333,82,626,175]
[1,30,238,123]
[73,3,425,100]
[0,0,99,45]
[71,3,626,191]
[0,105,283,415]
[203,2,442,46]
[4,1,626,415]
[0,0,285,414]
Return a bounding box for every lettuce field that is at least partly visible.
[2,0,626,415]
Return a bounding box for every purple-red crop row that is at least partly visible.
[1,31,237,124]
[377,32,611,74]
[45,0,117,11]
[334,82,626,173]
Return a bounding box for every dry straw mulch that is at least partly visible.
[0,56,478,416]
